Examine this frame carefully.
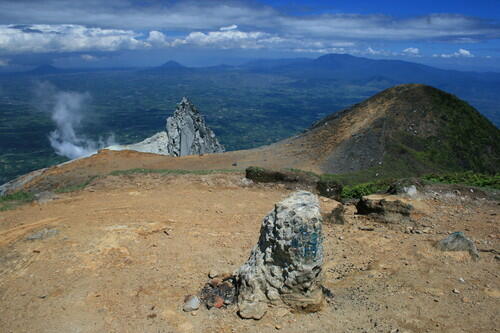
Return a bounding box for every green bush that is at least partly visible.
[0,191,35,211]
[423,171,500,189]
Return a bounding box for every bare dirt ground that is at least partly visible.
[0,172,498,333]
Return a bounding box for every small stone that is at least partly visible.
[461,297,471,303]
[452,289,460,294]
[183,295,200,312]
[209,278,222,287]
[458,278,465,283]
[208,270,218,279]
[339,236,344,240]
[275,325,282,330]
[214,296,225,308]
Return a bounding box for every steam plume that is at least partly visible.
[36,83,116,159]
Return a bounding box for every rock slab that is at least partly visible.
[107,97,224,156]
[236,191,324,319]
[436,232,480,260]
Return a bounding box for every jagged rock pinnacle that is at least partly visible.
[107,97,224,156]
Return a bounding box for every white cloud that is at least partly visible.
[146,30,169,47]
[0,58,9,66]
[433,48,474,58]
[0,1,498,43]
[172,29,281,49]
[363,47,395,56]
[80,54,97,61]
[220,24,238,31]
[0,24,148,54]
[402,47,420,56]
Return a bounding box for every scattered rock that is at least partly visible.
[200,277,236,309]
[236,191,324,320]
[452,289,460,294]
[26,228,59,241]
[245,167,318,189]
[323,201,346,225]
[435,232,480,260]
[316,179,343,201]
[356,194,413,223]
[387,178,423,197]
[107,97,224,156]
[183,295,200,312]
[34,191,58,204]
[208,270,218,279]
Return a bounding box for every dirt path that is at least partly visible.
[0,173,498,332]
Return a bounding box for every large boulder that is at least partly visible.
[107,97,224,156]
[236,191,324,319]
[436,232,480,260]
[356,194,413,223]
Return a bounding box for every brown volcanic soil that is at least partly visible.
[0,172,499,333]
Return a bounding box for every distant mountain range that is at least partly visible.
[17,54,500,126]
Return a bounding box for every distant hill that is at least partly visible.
[26,64,65,75]
[285,84,500,177]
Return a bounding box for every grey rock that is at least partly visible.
[356,195,413,223]
[0,168,47,196]
[183,295,200,312]
[26,228,59,241]
[107,97,224,156]
[34,191,58,204]
[436,232,480,260]
[236,191,324,320]
[323,202,345,225]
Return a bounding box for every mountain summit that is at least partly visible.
[108,97,224,156]
[281,84,500,176]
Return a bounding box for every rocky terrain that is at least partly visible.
[107,97,224,156]
[0,83,498,332]
[0,172,498,332]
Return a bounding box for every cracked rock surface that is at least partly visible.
[107,97,224,156]
[236,191,324,319]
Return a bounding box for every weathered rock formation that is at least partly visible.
[107,97,224,156]
[236,191,324,319]
[356,194,414,223]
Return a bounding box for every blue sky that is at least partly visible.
[0,0,499,71]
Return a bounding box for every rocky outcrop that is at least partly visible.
[356,194,414,223]
[107,97,224,156]
[436,232,480,260]
[236,191,324,319]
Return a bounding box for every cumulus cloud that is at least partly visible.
[146,30,170,47]
[0,24,148,54]
[433,48,474,58]
[402,47,420,56]
[0,1,498,42]
[172,29,278,49]
[220,24,238,31]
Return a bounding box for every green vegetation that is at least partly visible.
[341,181,392,199]
[54,176,100,193]
[423,171,500,190]
[0,191,35,211]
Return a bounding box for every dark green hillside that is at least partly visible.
[316,84,500,180]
